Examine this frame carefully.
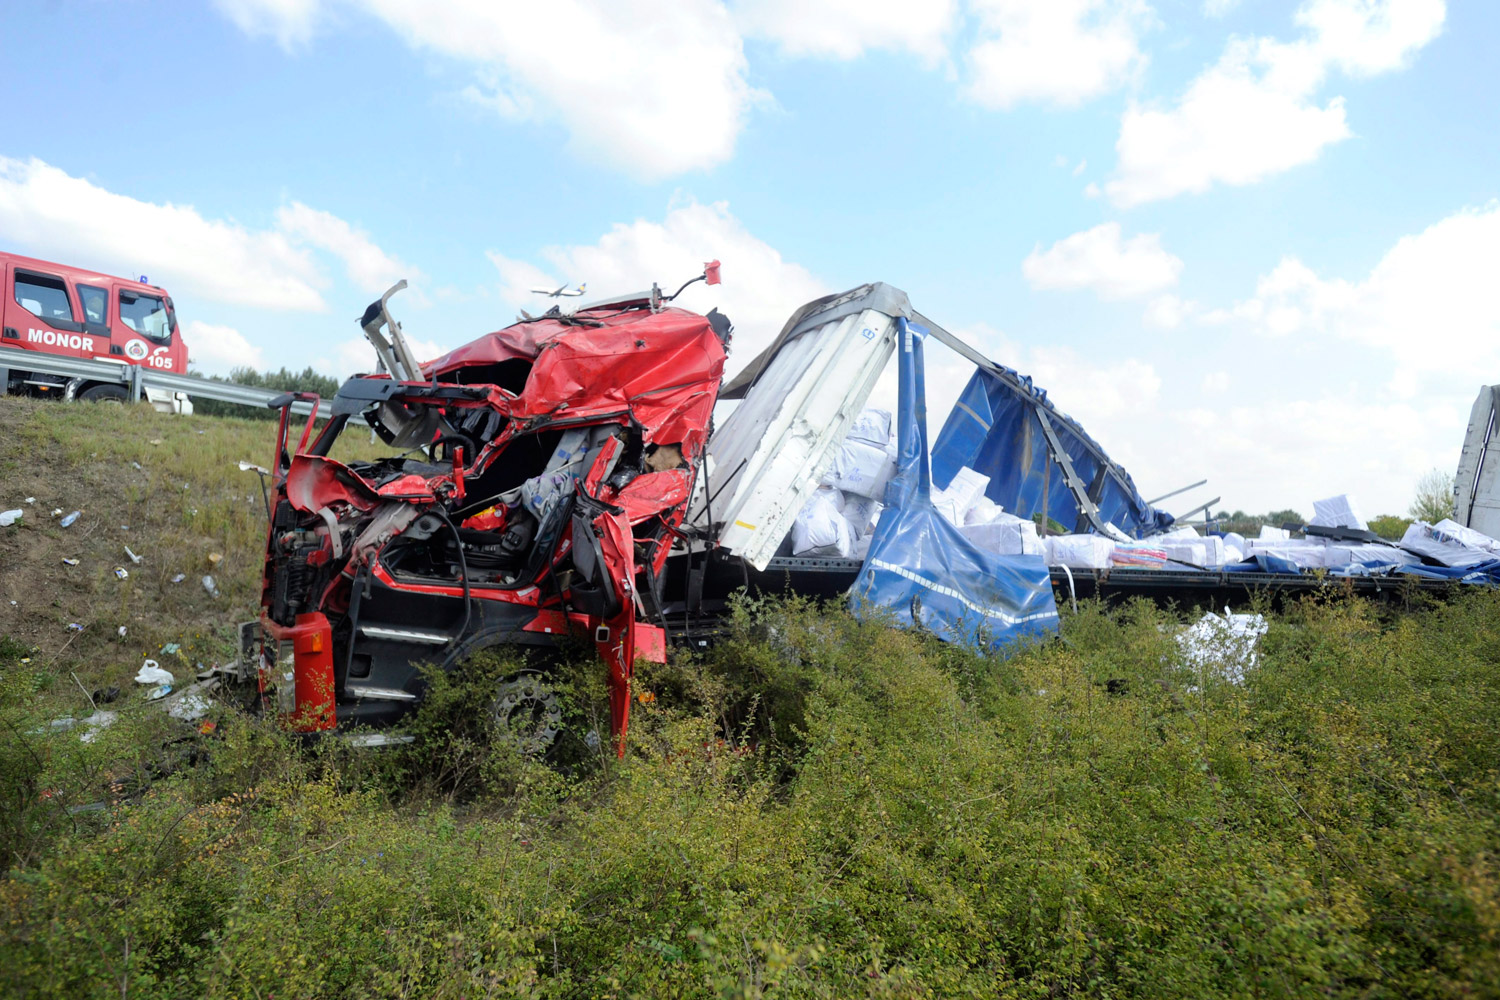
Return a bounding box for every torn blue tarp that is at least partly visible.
[850,319,1059,650]
[930,366,1172,539]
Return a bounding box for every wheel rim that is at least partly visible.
[489,671,562,755]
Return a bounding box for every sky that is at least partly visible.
[2,0,1497,517]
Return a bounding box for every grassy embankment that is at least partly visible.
[2,396,1498,998]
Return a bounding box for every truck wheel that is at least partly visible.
[490,671,563,756]
[79,384,128,404]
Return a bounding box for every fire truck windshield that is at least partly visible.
[119,289,171,342]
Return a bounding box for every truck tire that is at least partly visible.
[79,383,128,404]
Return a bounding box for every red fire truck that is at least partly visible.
[1,251,193,413]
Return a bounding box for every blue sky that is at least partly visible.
[2,0,1496,516]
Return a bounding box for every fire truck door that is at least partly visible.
[8,267,93,360]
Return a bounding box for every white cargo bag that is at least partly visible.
[821,439,895,500]
[791,492,853,558]
[846,408,893,447]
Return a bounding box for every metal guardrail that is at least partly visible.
[0,345,326,418]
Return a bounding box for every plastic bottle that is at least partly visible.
[59,511,81,528]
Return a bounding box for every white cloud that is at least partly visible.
[215,0,321,47]
[1144,293,1196,328]
[0,157,416,317]
[1107,0,1445,207]
[489,199,828,380]
[965,0,1154,109]
[218,0,762,179]
[1022,222,1182,300]
[313,333,451,380]
[0,156,325,311]
[734,0,956,62]
[1201,370,1230,393]
[275,201,421,295]
[184,320,266,374]
[1229,203,1500,383]
[1297,0,1447,76]
[1203,0,1240,16]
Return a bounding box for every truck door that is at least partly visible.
[114,285,177,371]
[75,282,115,359]
[7,265,98,360]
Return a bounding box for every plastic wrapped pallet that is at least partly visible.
[1310,494,1367,530]
[1258,525,1290,541]
[847,408,893,447]
[1045,534,1117,569]
[1157,535,1227,567]
[1400,521,1494,568]
[843,495,881,538]
[1244,540,1331,569]
[1432,518,1500,554]
[932,467,991,525]
[821,438,895,499]
[1111,544,1168,568]
[960,512,1043,556]
[965,496,1004,525]
[792,491,853,558]
[1221,532,1246,564]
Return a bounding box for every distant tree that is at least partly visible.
[1214,508,1306,537]
[186,365,341,420]
[1368,514,1412,540]
[1409,468,1456,524]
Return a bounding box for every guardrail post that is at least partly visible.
[128,365,144,403]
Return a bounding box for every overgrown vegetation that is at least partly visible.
[3,397,1498,998]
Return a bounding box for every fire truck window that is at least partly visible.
[13,272,75,323]
[119,290,171,342]
[78,285,108,325]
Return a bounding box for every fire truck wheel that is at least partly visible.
[79,383,129,403]
[489,671,562,756]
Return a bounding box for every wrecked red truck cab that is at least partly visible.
[257,293,730,753]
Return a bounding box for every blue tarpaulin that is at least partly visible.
[930,366,1172,539]
[850,320,1059,651]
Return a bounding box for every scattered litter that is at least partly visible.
[50,508,62,517]
[167,687,215,721]
[59,511,80,528]
[149,438,163,445]
[207,552,223,566]
[124,545,142,565]
[117,625,127,638]
[202,575,219,597]
[130,461,142,470]
[120,525,129,531]
[0,509,22,526]
[92,686,121,704]
[61,558,79,566]
[135,660,174,685]
[1176,608,1269,684]
[67,623,84,631]
[162,643,181,655]
[41,711,118,742]
[23,497,34,504]
[170,573,186,584]
[78,711,118,743]
[198,720,217,734]
[113,567,129,581]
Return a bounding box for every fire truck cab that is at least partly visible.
[1,251,193,413]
